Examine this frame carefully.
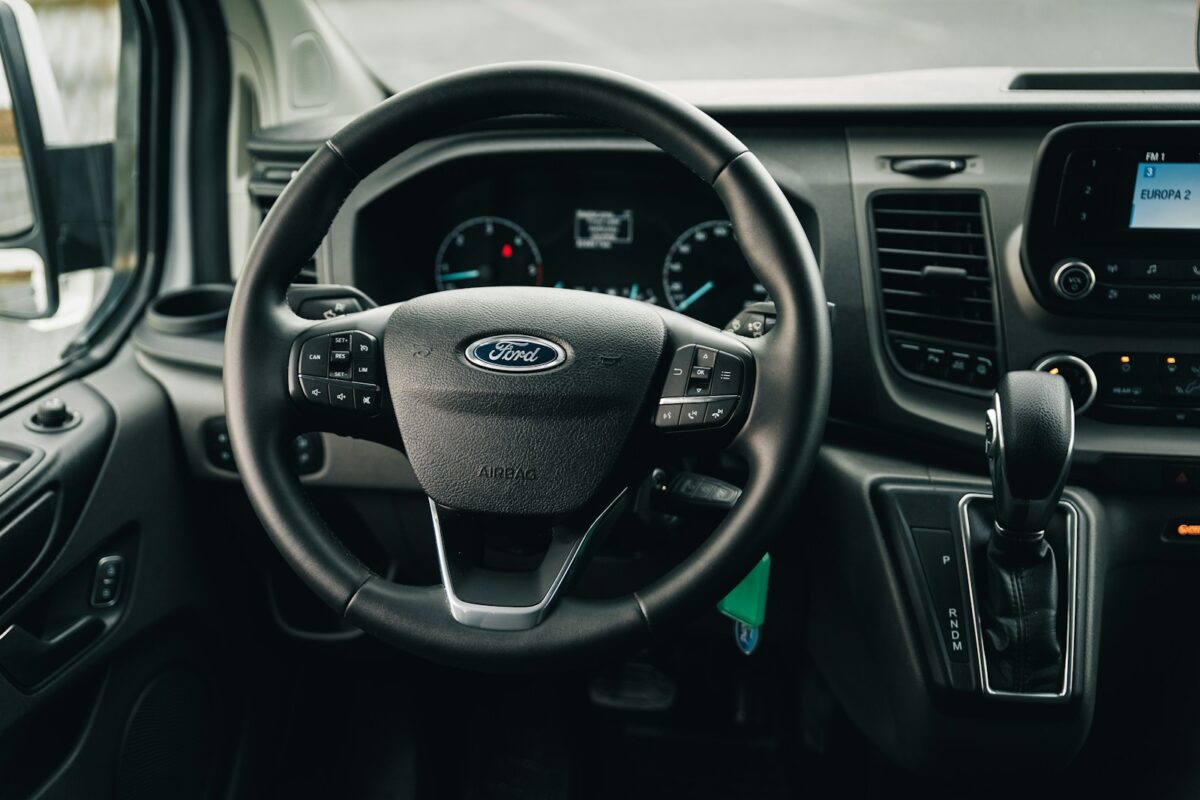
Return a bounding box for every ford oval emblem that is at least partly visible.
[464,335,566,373]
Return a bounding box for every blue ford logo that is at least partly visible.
[464,335,566,373]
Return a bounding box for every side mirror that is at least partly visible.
[0,0,60,318]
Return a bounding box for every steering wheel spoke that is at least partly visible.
[285,303,402,448]
[430,488,631,631]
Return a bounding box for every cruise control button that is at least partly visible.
[299,336,330,376]
[712,352,743,395]
[678,403,707,427]
[299,376,330,405]
[705,398,737,425]
[655,404,681,428]
[694,346,717,369]
[328,367,353,381]
[354,384,381,415]
[351,331,376,360]
[329,381,355,409]
[330,350,351,365]
[330,333,352,351]
[662,346,694,397]
[351,361,377,383]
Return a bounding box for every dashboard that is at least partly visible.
[349,151,770,327]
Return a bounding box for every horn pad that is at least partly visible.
[383,287,667,516]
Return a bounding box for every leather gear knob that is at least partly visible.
[985,371,1074,536]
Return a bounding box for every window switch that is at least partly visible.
[91,556,125,608]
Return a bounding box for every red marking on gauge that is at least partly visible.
[500,243,514,259]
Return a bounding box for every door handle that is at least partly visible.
[0,616,104,689]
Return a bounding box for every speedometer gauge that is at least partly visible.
[662,220,766,325]
[434,217,543,290]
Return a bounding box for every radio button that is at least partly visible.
[1052,260,1096,300]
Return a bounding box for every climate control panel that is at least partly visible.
[1036,351,1200,426]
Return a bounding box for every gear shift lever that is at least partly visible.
[979,371,1074,694]
[985,371,1074,536]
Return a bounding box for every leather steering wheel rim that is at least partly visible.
[224,62,831,671]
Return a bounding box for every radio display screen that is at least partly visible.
[1128,153,1200,230]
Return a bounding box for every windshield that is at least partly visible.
[318,0,1199,91]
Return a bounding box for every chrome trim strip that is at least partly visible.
[957,492,1079,703]
[658,394,739,405]
[429,488,628,631]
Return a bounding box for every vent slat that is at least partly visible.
[875,227,985,240]
[871,192,999,386]
[876,247,988,262]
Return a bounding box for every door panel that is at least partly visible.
[0,348,228,797]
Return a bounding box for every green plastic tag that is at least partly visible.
[718,553,770,628]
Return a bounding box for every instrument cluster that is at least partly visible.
[352,151,770,327]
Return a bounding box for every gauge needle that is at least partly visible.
[440,268,482,283]
[675,280,715,312]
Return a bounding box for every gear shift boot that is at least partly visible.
[960,494,1077,700]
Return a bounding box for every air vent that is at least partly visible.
[248,158,317,283]
[870,191,999,391]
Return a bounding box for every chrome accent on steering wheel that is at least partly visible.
[430,488,630,631]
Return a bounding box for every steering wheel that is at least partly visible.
[224,63,830,671]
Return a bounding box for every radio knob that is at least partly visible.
[1032,353,1098,414]
[1052,259,1096,300]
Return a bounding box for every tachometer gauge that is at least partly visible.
[662,220,766,325]
[434,217,543,290]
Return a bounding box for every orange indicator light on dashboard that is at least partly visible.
[1120,355,1131,364]
[1167,356,1177,365]
[1049,367,1060,375]
[1176,524,1200,537]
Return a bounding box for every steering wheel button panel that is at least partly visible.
[657,343,747,430]
[292,330,384,417]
